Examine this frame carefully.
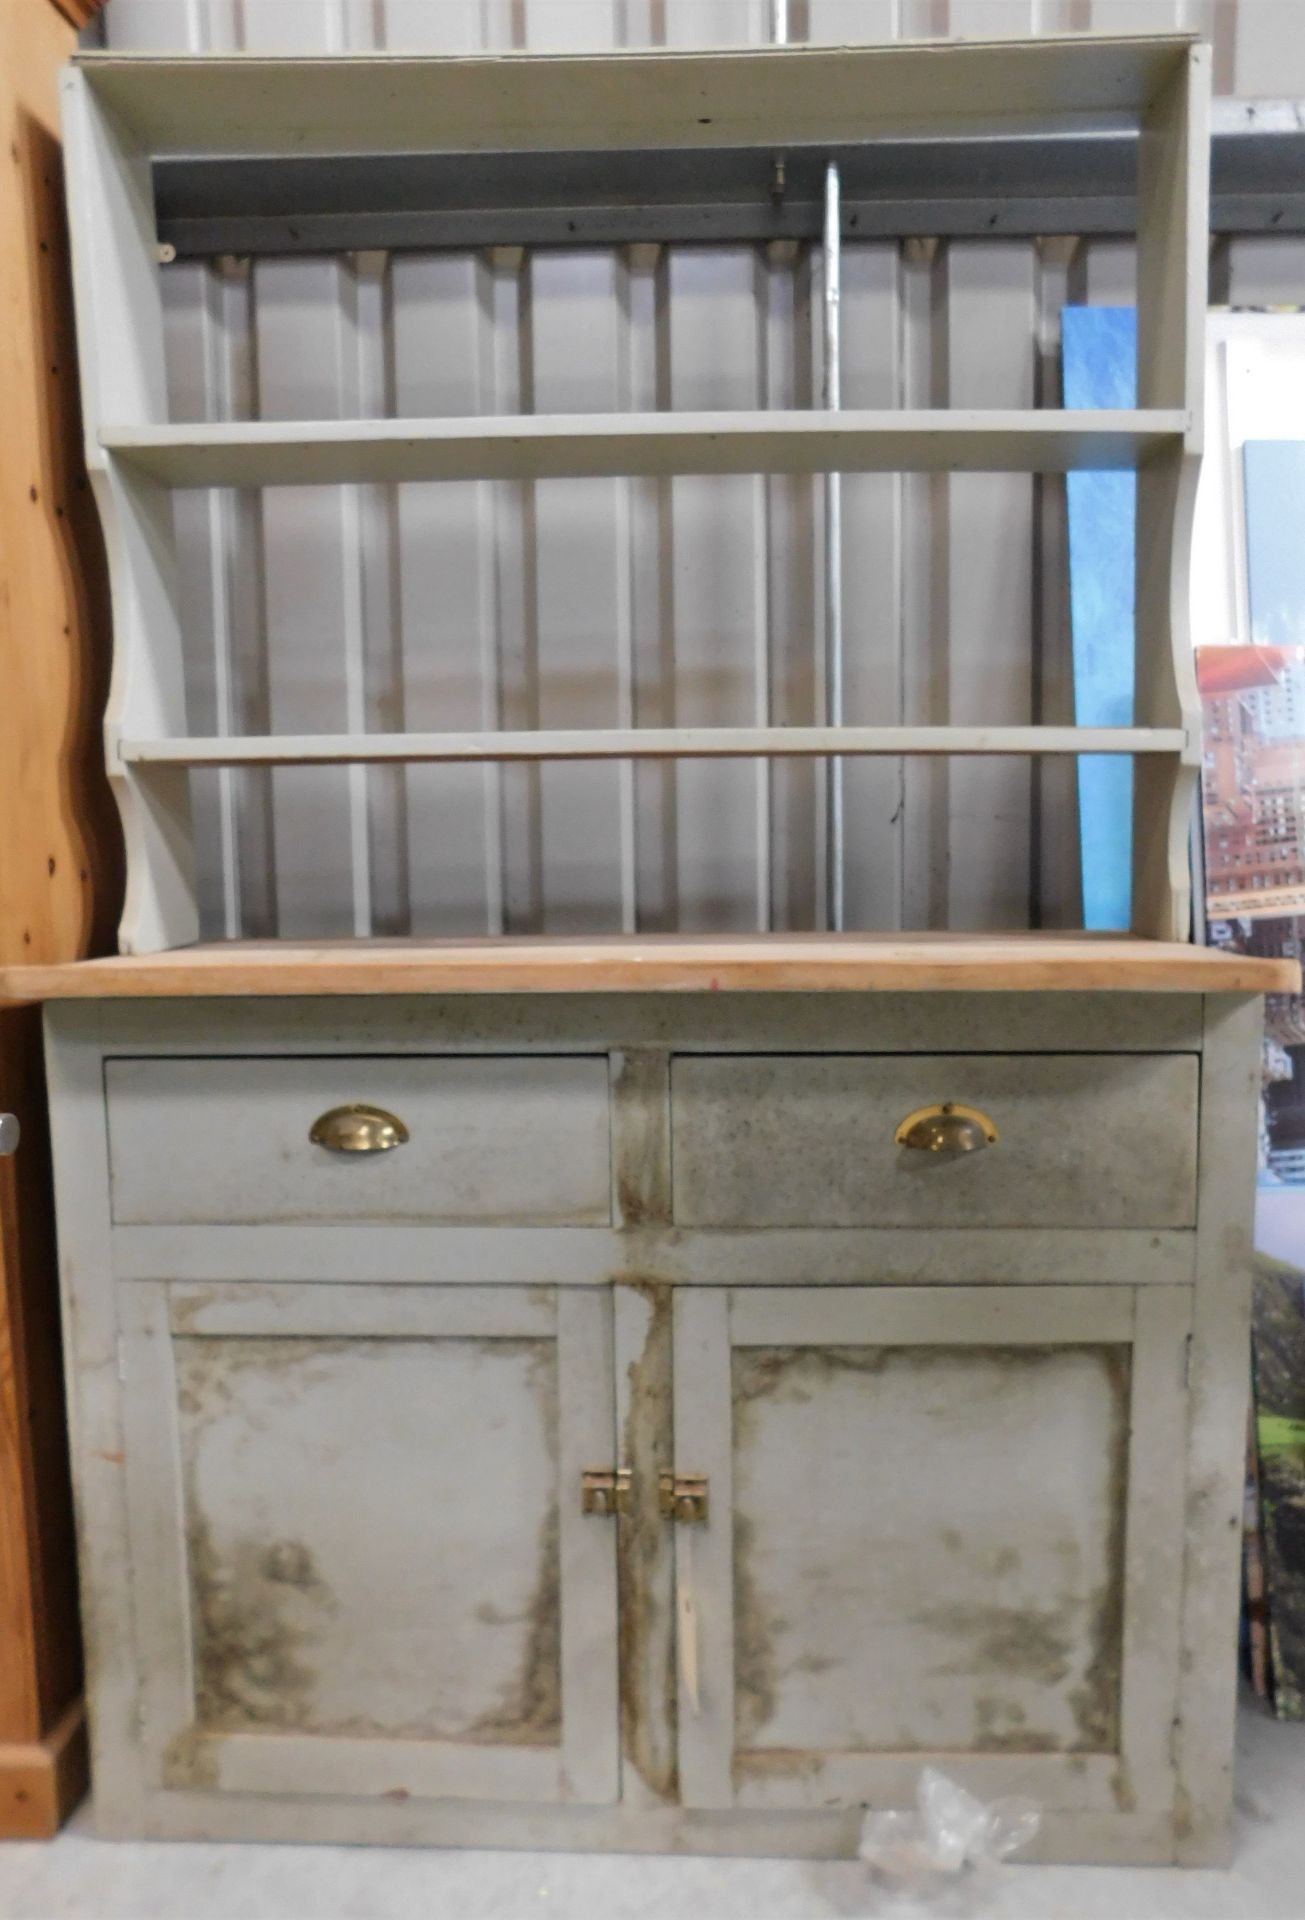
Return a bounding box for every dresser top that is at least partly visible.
[0,935,1295,1001]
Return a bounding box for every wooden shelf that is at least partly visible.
[123,726,1191,768]
[74,38,1193,158]
[100,410,1188,488]
[1,935,1295,1002]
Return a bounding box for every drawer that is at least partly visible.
[671,1052,1198,1229]
[106,1056,612,1227]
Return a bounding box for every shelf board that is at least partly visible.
[101,410,1187,488]
[75,37,1192,159]
[2,934,1296,1002]
[121,727,1190,768]
[153,107,1305,258]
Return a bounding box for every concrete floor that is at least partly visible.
[0,1703,1302,1920]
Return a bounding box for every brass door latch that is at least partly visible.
[581,1468,631,1517]
[659,1472,709,1524]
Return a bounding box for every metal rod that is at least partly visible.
[763,0,786,932]
[823,159,845,931]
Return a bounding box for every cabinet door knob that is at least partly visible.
[895,1102,998,1155]
[309,1104,409,1154]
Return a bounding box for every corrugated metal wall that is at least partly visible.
[100,0,1305,939]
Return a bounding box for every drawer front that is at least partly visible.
[107,1056,612,1227]
[671,1052,1198,1229]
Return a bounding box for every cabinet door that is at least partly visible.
[119,1282,619,1806]
[673,1285,1188,1820]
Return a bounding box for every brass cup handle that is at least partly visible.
[895,1102,998,1155]
[309,1104,409,1155]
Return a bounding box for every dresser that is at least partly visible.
[18,21,1296,1871]
[0,935,1286,1865]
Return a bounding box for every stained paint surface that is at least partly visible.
[177,1335,561,1744]
[730,1343,1128,1758]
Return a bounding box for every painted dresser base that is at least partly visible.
[40,989,1264,1867]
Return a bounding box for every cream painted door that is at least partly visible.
[119,1282,620,1806]
[672,1285,1190,1820]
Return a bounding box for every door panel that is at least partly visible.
[673,1285,1189,1815]
[120,1282,619,1805]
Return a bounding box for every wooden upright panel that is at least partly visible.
[0,0,117,1836]
[1131,43,1209,941]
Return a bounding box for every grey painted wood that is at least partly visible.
[110,1223,1197,1289]
[50,990,1208,1056]
[106,1054,612,1225]
[91,13,1293,953]
[672,1052,1199,1230]
[43,1015,152,1830]
[42,987,1258,1862]
[76,40,1195,158]
[69,27,1210,949]
[117,1283,195,1790]
[60,73,199,953]
[677,1282,1187,1822]
[120,1280,621,1808]
[1117,1283,1192,1815]
[1173,993,1263,1864]
[557,1289,621,1802]
[124,723,1188,766]
[672,1288,733,1811]
[103,411,1186,489]
[93,1777,1180,1864]
[612,1281,677,1811]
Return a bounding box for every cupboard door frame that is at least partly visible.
[118,1280,620,1806]
[672,1283,1190,1816]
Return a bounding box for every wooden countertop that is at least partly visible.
[0,934,1296,1000]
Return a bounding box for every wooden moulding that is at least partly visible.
[0,1701,89,1841]
[0,935,1296,1002]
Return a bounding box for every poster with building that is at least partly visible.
[1196,440,1305,1717]
[1198,643,1305,1192]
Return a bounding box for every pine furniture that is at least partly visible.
[0,0,114,1837]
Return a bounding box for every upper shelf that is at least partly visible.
[73,36,1194,159]
[102,410,1188,488]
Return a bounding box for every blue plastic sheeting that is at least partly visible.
[1245,441,1305,647]
[1063,305,1136,930]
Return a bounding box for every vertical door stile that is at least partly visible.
[557,1288,621,1803]
[672,1289,733,1809]
[1117,1283,1192,1809]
